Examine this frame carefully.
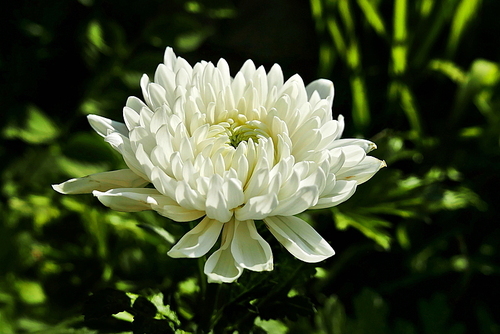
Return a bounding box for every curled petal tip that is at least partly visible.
[51,183,65,194]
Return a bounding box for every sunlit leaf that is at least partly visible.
[3,105,59,144]
[391,0,408,75]
[15,281,46,305]
[396,224,411,249]
[393,0,408,41]
[333,209,391,249]
[418,0,435,17]
[429,59,466,83]
[389,82,422,136]
[138,224,176,245]
[175,31,211,53]
[327,18,347,57]
[356,0,386,36]
[350,76,371,131]
[447,0,482,56]
[254,317,288,334]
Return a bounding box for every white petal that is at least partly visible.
[175,180,205,211]
[239,59,257,81]
[92,188,163,212]
[204,221,243,283]
[87,115,128,137]
[205,175,232,223]
[265,216,334,263]
[329,138,377,152]
[104,132,148,180]
[311,180,358,209]
[334,115,345,140]
[149,194,205,222]
[267,63,284,90]
[336,156,386,184]
[167,217,223,258]
[306,79,334,108]
[163,47,177,69]
[123,106,141,130]
[125,96,148,113]
[231,220,273,271]
[153,204,205,222]
[223,177,245,210]
[338,145,366,169]
[235,192,278,221]
[270,185,319,216]
[52,169,148,194]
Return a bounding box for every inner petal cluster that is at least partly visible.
[225,116,270,148]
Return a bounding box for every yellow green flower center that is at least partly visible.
[222,114,270,148]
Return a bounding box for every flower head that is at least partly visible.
[53,47,385,283]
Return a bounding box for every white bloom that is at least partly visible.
[53,47,385,283]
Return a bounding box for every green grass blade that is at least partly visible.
[350,76,371,131]
[327,18,347,58]
[413,0,459,68]
[447,0,482,56]
[392,0,408,75]
[356,0,387,37]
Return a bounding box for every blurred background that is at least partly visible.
[1,0,499,333]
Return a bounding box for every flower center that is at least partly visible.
[224,114,270,148]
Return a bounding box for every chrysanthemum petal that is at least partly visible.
[311,180,358,209]
[205,175,232,222]
[152,202,205,222]
[52,169,148,194]
[270,185,318,216]
[104,132,148,180]
[92,188,163,212]
[204,221,243,283]
[168,217,223,258]
[336,156,386,184]
[329,138,377,152]
[235,192,279,221]
[265,216,335,263]
[87,115,128,137]
[232,220,273,271]
[306,79,334,108]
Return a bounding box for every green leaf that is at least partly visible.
[138,224,176,245]
[333,210,391,249]
[3,105,59,144]
[391,0,408,75]
[429,59,466,83]
[447,0,482,56]
[254,317,288,334]
[356,0,386,36]
[350,75,371,132]
[15,281,46,305]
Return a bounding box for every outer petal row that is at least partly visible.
[92,188,204,222]
[168,217,223,258]
[265,215,334,263]
[204,220,243,283]
[52,169,149,194]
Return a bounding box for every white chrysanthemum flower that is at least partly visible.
[53,47,385,283]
